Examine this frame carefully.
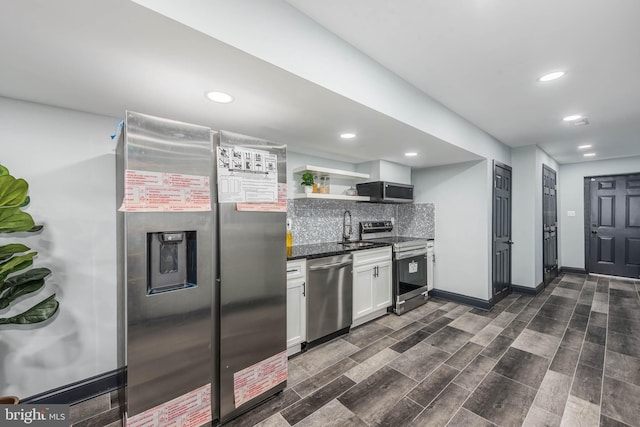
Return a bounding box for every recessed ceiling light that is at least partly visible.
[584,153,596,157]
[340,133,356,139]
[538,71,566,82]
[405,152,418,157]
[571,118,590,126]
[578,144,592,150]
[205,91,234,103]
[563,114,583,122]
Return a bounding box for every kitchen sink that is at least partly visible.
[339,241,376,248]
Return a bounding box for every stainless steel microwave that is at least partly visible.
[356,181,414,203]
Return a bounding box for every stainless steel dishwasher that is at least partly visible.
[306,253,353,344]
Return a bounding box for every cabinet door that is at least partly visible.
[353,264,375,321]
[287,278,306,348]
[373,261,392,310]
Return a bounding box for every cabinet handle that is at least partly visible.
[302,282,305,297]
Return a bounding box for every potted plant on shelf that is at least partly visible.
[300,172,314,194]
[0,164,60,404]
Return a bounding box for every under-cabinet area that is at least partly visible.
[286,201,436,357]
[287,243,416,356]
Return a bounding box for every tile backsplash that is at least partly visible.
[288,199,434,245]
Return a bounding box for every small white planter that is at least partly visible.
[303,185,313,194]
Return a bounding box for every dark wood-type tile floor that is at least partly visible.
[227,273,640,427]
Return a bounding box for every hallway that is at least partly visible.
[227,274,640,426]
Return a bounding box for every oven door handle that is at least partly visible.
[395,249,428,260]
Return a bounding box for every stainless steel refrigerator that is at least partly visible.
[117,113,287,426]
[216,130,287,423]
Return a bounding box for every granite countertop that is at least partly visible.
[287,241,391,260]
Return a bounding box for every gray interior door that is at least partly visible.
[543,165,558,285]
[493,161,513,299]
[588,174,640,278]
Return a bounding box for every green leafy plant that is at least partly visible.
[300,172,314,187]
[0,165,58,325]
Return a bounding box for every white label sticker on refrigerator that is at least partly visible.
[408,261,418,274]
[236,183,288,212]
[217,147,278,203]
[119,170,211,212]
[233,351,287,408]
[126,383,211,427]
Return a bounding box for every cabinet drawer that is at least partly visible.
[352,246,392,267]
[287,259,306,279]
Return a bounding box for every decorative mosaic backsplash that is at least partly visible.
[288,199,435,245]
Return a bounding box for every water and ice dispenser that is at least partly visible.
[147,231,197,294]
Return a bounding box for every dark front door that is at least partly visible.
[588,174,640,278]
[543,165,558,285]
[493,161,513,299]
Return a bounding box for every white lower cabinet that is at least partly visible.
[352,246,392,327]
[286,259,306,356]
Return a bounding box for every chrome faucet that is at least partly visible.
[343,210,352,242]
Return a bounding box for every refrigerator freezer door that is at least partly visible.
[217,131,287,422]
[117,112,216,422]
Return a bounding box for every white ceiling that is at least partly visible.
[0,0,480,169]
[286,0,640,164]
[1,0,639,167]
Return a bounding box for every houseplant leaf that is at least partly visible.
[0,165,60,329]
[0,294,59,324]
[0,279,45,309]
[0,176,29,208]
[0,207,35,232]
[3,268,51,289]
[0,244,30,261]
[0,253,36,285]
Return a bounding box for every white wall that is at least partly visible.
[511,146,536,287]
[356,160,412,184]
[378,160,411,184]
[511,146,559,288]
[559,156,640,269]
[0,97,118,398]
[413,160,491,300]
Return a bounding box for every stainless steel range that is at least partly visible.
[360,221,433,315]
